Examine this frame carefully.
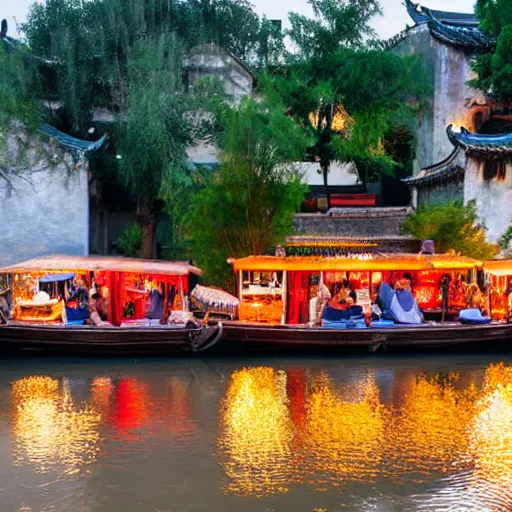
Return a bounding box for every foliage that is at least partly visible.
[114,223,142,257]
[21,0,284,130]
[187,94,309,288]
[118,35,192,205]
[402,201,499,260]
[471,0,512,100]
[0,44,41,132]
[271,46,428,191]
[499,223,512,250]
[116,34,196,258]
[287,0,381,59]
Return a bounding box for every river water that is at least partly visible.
[1,353,512,512]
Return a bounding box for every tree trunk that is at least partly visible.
[321,162,330,210]
[137,201,157,259]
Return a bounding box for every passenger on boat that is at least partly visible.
[378,282,423,325]
[329,280,357,309]
[147,284,164,320]
[89,288,108,326]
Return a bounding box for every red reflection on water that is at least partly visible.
[113,378,150,439]
[91,376,198,441]
[286,369,307,448]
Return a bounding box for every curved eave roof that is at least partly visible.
[405,0,478,27]
[404,148,465,187]
[404,1,494,52]
[40,124,107,157]
[230,254,480,272]
[447,125,512,158]
[0,255,202,276]
[424,9,495,52]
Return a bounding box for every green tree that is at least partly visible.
[21,0,284,130]
[116,34,195,259]
[272,47,427,205]
[287,0,381,59]
[187,92,309,288]
[0,41,41,132]
[402,201,498,260]
[471,0,512,100]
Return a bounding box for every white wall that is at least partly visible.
[0,125,89,266]
[295,161,361,186]
[464,157,512,243]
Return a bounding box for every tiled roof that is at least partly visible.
[404,1,494,52]
[405,0,478,27]
[403,148,465,187]
[447,125,512,158]
[40,124,107,157]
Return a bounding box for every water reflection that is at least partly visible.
[6,360,512,511]
[219,367,294,497]
[11,376,101,475]
[219,362,512,507]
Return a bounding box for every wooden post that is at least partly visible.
[161,281,169,325]
[281,271,287,325]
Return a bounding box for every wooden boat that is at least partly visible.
[0,255,222,355]
[218,253,512,352]
[221,320,512,352]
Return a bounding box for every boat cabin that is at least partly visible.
[482,260,512,321]
[229,253,482,326]
[0,255,202,327]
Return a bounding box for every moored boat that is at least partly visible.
[220,253,512,352]
[0,255,222,355]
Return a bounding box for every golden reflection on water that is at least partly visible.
[11,376,101,475]
[219,363,512,500]
[219,367,294,497]
[467,364,512,497]
[302,372,386,487]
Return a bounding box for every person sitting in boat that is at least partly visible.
[380,282,423,325]
[66,280,88,307]
[147,283,164,320]
[89,288,108,326]
[329,280,357,309]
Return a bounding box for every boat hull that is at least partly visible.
[221,321,512,352]
[0,323,208,356]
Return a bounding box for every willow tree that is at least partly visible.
[21,0,285,132]
[117,35,195,259]
[187,90,309,287]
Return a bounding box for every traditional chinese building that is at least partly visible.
[390,0,494,172]
[406,126,512,244]
[392,2,512,244]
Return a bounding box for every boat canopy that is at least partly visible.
[230,254,481,272]
[39,272,75,283]
[0,255,202,276]
[483,259,512,277]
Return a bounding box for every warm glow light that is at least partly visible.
[11,376,101,475]
[308,106,353,133]
[219,367,294,497]
[302,372,387,484]
[218,362,512,499]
